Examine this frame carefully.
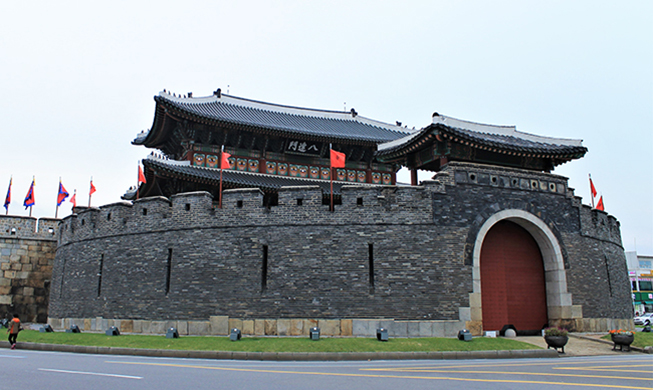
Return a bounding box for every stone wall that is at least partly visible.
[0,216,59,322]
[49,162,633,335]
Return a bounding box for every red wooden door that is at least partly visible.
[480,220,548,332]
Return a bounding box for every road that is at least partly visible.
[0,349,651,389]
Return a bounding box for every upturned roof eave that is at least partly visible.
[375,123,588,161]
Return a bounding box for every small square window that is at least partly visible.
[237,200,243,208]
[296,198,303,206]
[357,197,363,206]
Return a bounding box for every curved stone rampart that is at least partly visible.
[49,162,633,336]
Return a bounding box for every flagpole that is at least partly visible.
[588,174,595,208]
[330,169,334,212]
[330,144,334,212]
[219,146,224,209]
[136,163,140,200]
[89,176,92,207]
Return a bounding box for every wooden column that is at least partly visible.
[410,169,418,186]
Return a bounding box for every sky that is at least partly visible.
[1,1,651,254]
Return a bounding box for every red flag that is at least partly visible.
[589,177,597,198]
[90,180,97,196]
[330,149,346,168]
[23,178,35,209]
[596,196,604,211]
[220,152,231,169]
[70,190,77,208]
[138,165,147,184]
[57,181,69,206]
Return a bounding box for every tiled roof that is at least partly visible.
[135,91,414,145]
[143,156,376,195]
[377,114,587,158]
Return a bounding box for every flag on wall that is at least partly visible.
[70,190,77,208]
[23,178,35,209]
[596,196,604,211]
[330,149,346,168]
[588,174,604,210]
[3,177,11,213]
[138,165,147,184]
[57,181,69,206]
[90,180,97,196]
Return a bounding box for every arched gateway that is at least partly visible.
[471,209,572,333]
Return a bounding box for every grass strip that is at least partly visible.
[15,330,540,353]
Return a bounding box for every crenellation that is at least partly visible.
[0,215,61,240]
[578,205,623,246]
[277,186,322,208]
[222,188,265,210]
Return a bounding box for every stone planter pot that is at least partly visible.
[544,335,568,353]
[611,333,634,352]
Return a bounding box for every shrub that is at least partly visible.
[544,327,568,337]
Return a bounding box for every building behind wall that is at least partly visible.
[47,90,634,336]
[627,251,653,314]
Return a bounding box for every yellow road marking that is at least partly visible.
[107,361,653,389]
[555,368,653,374]
[363,359,650,371]
[366,368,651,381]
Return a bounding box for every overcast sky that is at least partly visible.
[1,1,651,255]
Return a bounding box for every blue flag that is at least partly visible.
[57,181,69,207]
[24,178,35,209]
[3,178,10,212]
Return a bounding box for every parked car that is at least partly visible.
[634,312,653,325]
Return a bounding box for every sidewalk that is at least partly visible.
[514,333,649,356]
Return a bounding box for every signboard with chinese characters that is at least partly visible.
[285,140,322,156]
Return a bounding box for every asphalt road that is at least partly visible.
[0,349,651,390]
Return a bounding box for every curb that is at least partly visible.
[0,341,560,361]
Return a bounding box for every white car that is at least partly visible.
[634,312,653,325]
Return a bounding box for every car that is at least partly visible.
[634,312,653,325]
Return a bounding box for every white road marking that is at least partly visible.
[38,368,143,379]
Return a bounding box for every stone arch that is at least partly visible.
[469,209,572,329]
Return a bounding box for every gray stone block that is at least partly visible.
[209,316,228,335]
[418,321,434,337]
[177,321,188,335]
[407,321,421,337]
[390,321,407,337]
[188,321,210,335]
[150,321,167,334]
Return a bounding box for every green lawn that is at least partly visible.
[15,330,541,353]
